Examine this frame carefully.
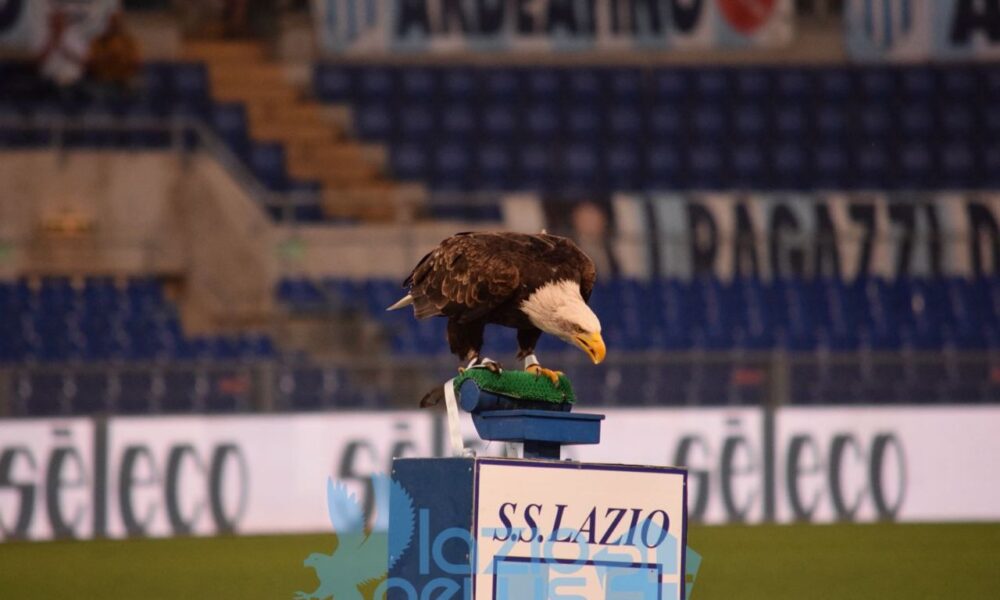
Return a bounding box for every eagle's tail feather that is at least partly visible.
[386,294,414,311]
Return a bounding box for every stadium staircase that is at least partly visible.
[184,41,423,221]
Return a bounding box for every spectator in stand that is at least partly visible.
[37,10,88,91]
[86,12,140,93]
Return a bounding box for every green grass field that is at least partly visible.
[1,523,998,599]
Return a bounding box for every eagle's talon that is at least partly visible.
[483,361,503,375]
[526,364,562,386]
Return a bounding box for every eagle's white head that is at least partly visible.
[519,279,606,364]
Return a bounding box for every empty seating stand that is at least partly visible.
[314,63,1000,193]
[277,275,1000,406]
[0,277,276,416]
[1,60,325,221]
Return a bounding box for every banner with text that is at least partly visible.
[0,0,119,54]
[845,0,1000,62]
[535,192,1000,280]
[3,405,998,541]
[311,0,794,54]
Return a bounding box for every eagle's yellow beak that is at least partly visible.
[573,332,606,364]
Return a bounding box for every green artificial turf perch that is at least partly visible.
[454,368,576,404]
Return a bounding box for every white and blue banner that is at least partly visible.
[311,0,794,54]
[515,192,1000,281]
[0,0,49,53]
[0,0,118,54]
[845,0,1000,62]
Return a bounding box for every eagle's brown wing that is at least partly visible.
[404,233,522,322]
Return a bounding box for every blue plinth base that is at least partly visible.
[388,457,691,600]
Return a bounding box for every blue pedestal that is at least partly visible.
[457,377,604,460]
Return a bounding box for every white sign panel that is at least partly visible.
[573,408,764,524]
[776,406,1000,523]
[474,459,687,600]
[4,404,1000,541]
[0,418,94,541]
[0,412,434,541]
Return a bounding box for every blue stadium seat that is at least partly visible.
[859,105,893,138]
[560,144,602,192]
[731,142,768,188]
[477,143,515,190]
[606,142,643,190]
[607,103,643,139]
[355,103,394,140]
[687,143,724,189]
[481,104,518,140]
[248,143,289,190]
[816,68,854,101]
[391,142,428,179]
[939,140,978,188]
[694,69,730,100]
[941,67,979,99]
[772,142,810,190]
[859,68,896,99]
[814,103,849,139]
[733,103,767,138]
[735,68,771,99]
[314,65,354,101]
[210,102,249,152]
[774,68,811,101]
[567,69,606,103]
[358,67,396,100]
[609,68,644,102]
[650,70,690,102]
[897,142,936,187]
[397,104,435,139]
[525,68,563,101]
[440,103,476,138]
[524,104,561,139]
[647,104,684,141]
[441,68,478,101]
[399,68,439,101]
[691,104,727,137]
[517,143,555,189]
[172,63,211,115]
[565,106,602,140]
[900,67,936,99]
[774,103,807,138]
[646,144,683,189]
[482,69,522,102]
[899,105,934,138]
[432,141,474,190]
[853,140,892,189]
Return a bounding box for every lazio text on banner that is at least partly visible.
[845,0,1000,62]
[310,0,794,54]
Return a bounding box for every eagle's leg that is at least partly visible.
[450,319,502,374]
[462,354,503,375]
[518,328,562,386]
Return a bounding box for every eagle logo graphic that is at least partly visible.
[295,474,415,600]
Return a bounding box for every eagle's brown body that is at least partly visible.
[401,232,596,361]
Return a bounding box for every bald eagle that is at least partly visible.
[387,232,606,388]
